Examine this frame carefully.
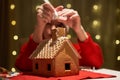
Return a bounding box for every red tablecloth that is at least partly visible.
[10,70,116,80]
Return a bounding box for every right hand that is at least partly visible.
[36,3,54,27]
[33,3,55,43]
[32,3,63,43]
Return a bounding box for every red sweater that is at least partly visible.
[15,34,103,71]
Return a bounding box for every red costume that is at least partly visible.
[15,34,103,71]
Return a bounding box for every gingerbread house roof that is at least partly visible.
[29,36,81,59]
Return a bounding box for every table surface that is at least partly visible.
[86,68,120,80]
[1,68,120,80]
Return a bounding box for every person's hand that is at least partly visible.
[36,3,54,26]
[36,3,63,26]
[32,3,63,43]
[33,3,55,43]
[57,8,88,41]
[57,8,81,33]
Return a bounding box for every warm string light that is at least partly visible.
[115,40,120,61]
[117,56,120,61]
[92,20,101,28]
[66,3,72,8]
[10,4,15,10]
[116,8,120,14]
[10,3,18,72]
[92,4,102,42]
[13,35,19,40]
[11,20,16,26]
[116,7,120,62]
[12,50,17,56]
[93,5,99,10]
[95,34,101,40]
[92,4,101,13]
[115,40,120,45]
[11,67,16,72]
[92,4,119,64]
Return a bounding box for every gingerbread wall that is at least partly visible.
[32,59,55,77]
[54,42,79,76]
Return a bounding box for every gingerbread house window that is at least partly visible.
[35,63,38,70]
[65,63,71,70]
[47,64,51,71]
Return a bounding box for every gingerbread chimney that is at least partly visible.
[51,27,67,41]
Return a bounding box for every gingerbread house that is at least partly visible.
[29,27,81,77]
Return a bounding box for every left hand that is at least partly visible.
[56,8,81,32]
[56,8,88,41]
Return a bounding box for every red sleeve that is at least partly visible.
[15,35,39,71]
[72,33,103,69]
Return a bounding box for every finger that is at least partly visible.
[43,9,52,18]
[36,6,43,13]
[37,12,49,23]
[69,12,79,20]
[36,5,42,11]
[62,10,75,17]
[42,15,51,23]
[58,9,70,16]
[55,6,64,11]
[57,10,75,22]
[43,3,54,13]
